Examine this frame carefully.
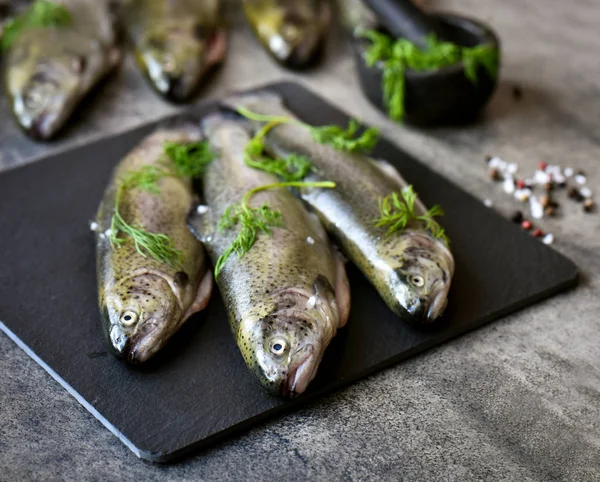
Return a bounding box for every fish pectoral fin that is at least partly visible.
[334,251,351,328]
[182,268,214,321]
[187,204,213,242]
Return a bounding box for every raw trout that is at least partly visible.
[95,124,213,363]
[188,112,350,397]
[242,0,330,69]
[225,92,454,324]
[4,0,121,140]
[123,0,227,102]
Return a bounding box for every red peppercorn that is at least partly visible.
[516,180,526,189]
[539,161,548,171]
[522,220,532,230]
[533,228,543,237]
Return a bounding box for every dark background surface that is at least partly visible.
[0,82,578,462]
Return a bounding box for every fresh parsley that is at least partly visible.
[214,181,336,277]
[1,0,72,51]
[359,30,499,121]
[375,185,448,244]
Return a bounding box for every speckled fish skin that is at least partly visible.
[95,124,213,364]
[4,0,121,140]
[242,0,330,69]
[224,92,455,325]
[188,112,350,397]
[123,0,227,102]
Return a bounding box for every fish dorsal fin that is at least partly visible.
[370,158,429,214]
[187,203,212,243]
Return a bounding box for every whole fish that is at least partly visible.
[4,0,121,140]
[188,112,350,397]
[336,0,378,34]
[242,0,330,69]
[123,0,227,102]
[224,92,454,324]
[95,124,213,363]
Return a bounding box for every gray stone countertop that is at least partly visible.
[1,0,599,480]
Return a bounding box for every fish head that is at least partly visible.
[249,7,325,68]
[238,281,339,397]
[6,47,88,140]
[136,21,225,101]
[384,231,455,324]
[101,273,183,363]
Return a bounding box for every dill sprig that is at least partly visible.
[214,180,336,277]
[105,139,213,267]
[359,30,499,121]
[120,165,173,194]
[243,119,315,181]
[108,184,183,268]
[164,141,214,178]
[309,120,379,153]
[237,107,379,154]
[375,185,449,244]
[1,0,72,51]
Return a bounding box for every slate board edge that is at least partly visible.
[0,266,577,464]
[0,320,143,459]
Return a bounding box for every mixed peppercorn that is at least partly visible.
[484,156,595,245]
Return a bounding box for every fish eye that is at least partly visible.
[270,338,287,356]
[410,274,425,288]
[120,311,138,327]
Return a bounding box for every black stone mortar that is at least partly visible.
[354,13,501,126]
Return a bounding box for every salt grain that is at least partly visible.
[89,221,98,232]
[488,157,507,170]
[483,199,493,207]
[507,163,518,175]
[575,174,587,185]
[306,236,315,245]
[503,176,515,194]
[196,205,209,214]
[542,233,554,245]
[580,187,592,198]
[564,167,574,177]
[530,196,544,219]
[514,188,532,202]
[534,170,550,185]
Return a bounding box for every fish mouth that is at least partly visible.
[426,290,449,322]
[110,317,167,364]
[26,111,58,140]
[279,344,317,398]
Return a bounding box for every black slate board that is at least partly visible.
[0,82,578,463]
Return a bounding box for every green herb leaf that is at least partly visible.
[120,165,173,194]
[214,181,336,277]
[164,141,214,178]
[375,185,449,244]
[237,107,379,154]
[1,0,71,51]
[359,30,499,122]
[108,186,183,268]
[246,152,315,182]
[308,120,380,153]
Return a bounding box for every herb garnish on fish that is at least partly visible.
[215,180,336,277]
[375,186,448,244]
[238,108,379,181]
[244,118,314,181]
[1,0,71,51]
[238,107,380,154]
[108,140,213,267]
[359,30,499,121]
